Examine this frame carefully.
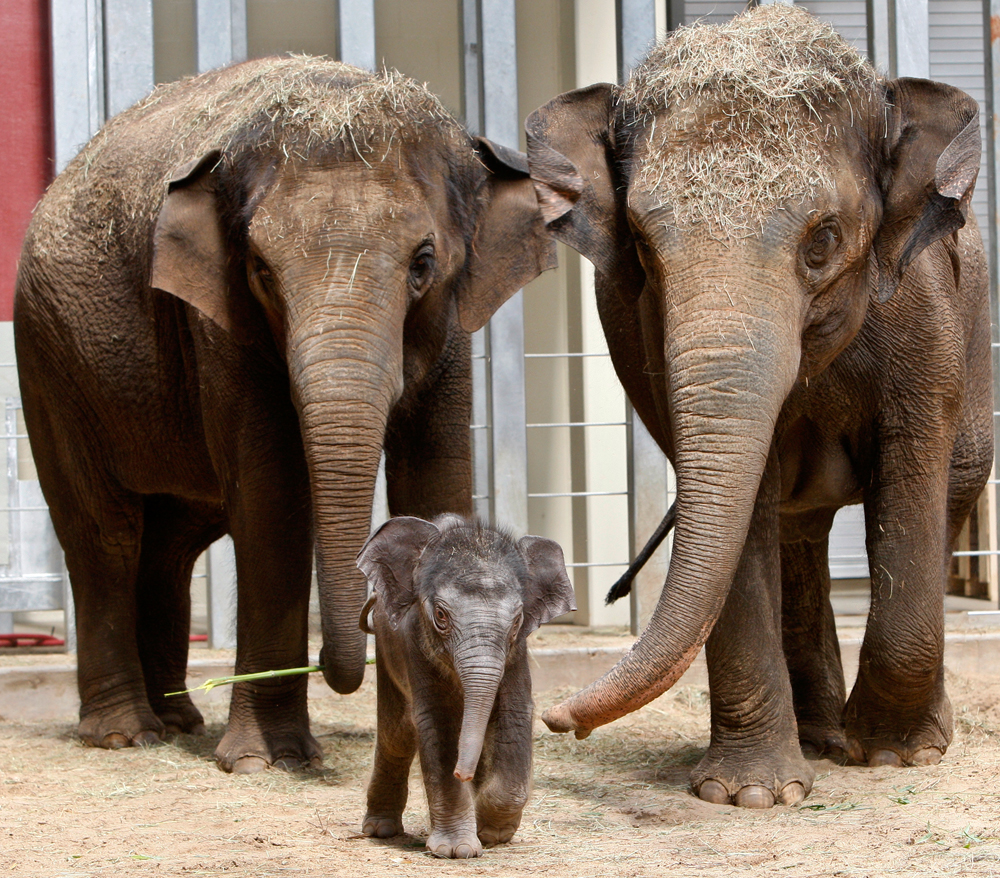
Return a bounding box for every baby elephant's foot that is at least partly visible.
[477,817,521,848]
[362,812,404,839]
[427,828,483,859]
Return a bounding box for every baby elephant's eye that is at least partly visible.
[433,604,450,634]
[804,221,841,269]
[408,243,436,293]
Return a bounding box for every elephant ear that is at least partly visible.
[456,138,558,333]
[517,535,576,635]
[525,84,624,276]
[874,78,981,303]
[151,151,232,327]
[356,516,441,627]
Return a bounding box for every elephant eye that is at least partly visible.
[432,604,450,634]
[249,255,276,297]
[408,242,436,294]
[804,221,841,269]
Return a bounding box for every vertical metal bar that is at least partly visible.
[480,0,528,536]
[207,536,237,649]
[462,0,491,521]
[616,0,657,79]
[51,0,104,172]
[893,0,929,78]
[337,0,377,70]
[462,0,483,134]
[103,0,154,118]
[986,0,1000,606]
[868,0,893,73]
[618,0,668,633]
[196,0,248,72]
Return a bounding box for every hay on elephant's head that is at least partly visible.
[120,55,470,167]
[617,4,883,236]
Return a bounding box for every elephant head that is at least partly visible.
[525,6,980,736]
[358,515,575,781]
[149,60,554,697]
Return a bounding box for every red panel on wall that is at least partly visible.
[0,0,52,323]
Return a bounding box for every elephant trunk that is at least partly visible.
[453,642,507,782]
[543,275,800,735]
[287,291,403,695]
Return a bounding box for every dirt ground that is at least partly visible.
[2,660,1000,877]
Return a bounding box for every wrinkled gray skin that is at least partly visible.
[14,58,553,773]
[357,515,575,858]
[525,58,990,806]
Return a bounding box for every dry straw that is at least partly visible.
[32,57,472,260]
[618,5,883,237]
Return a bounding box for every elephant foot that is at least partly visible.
[78,708,167,750]
[215,724,324,774]
[477,820,520,848]
[797,722,849,763]
[476,805,523,848]
[153,700,207,737]
[844,684,952,768]
[691,746,814,809]
[362,812,405,839]
[427,827,483,859]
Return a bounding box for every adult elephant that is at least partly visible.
[525,6,991,807]
[15,57,552,773]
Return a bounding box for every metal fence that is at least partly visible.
[3,0,999,651]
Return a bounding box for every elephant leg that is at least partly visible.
[214,486,319,773]
[412,690,481,858]
[781,534,848,761]
[136,494,227,736]
[53,489,158,749]
[474,658,532,848]
[384,331,472,519]
[845,458,953,767]
[363,655,416,839]
[693,451,814,808]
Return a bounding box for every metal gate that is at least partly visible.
[4,0,999,650]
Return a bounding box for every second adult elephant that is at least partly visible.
[525,6,991,807]
[15,57,552,772]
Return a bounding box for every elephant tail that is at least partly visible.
[604,500,677,605]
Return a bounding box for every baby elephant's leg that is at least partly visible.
[413,699,481,858]
[475,663,533,847]
[363,660,416,839]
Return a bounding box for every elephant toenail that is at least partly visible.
[102,733,131,750]
[698,779,730,804]
[232,756,269,774]
[734,785,776,809]
[868,749,903,767]
[911,747,943,766]
[846,739,866,764]
[132,730,162,747]
[778,782,807,806]
[272,756,303,771]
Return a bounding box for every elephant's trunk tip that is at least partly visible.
[541,702,592,738]
[453,745,483,782]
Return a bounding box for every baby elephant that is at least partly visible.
[357,515,576,858]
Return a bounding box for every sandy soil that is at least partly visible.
[2,659,999,878]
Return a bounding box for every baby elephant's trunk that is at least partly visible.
[453,653,506,782]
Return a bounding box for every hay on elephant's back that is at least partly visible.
[618,5,883,236]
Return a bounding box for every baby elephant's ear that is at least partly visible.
[357,517,440,626]
[517,535,577,634]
